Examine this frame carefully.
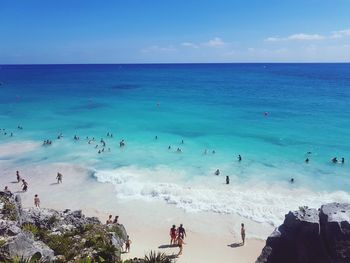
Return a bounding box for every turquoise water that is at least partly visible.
[1,64,350,225]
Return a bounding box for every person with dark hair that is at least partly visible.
[226,176,230,185]
[170,225,177,245]
[241,223,246,245]
[34,194,40,208]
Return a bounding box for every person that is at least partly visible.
[341,157,345,164]
[113,216,119,224]
[177,236,185,256]
[120,139,125,147]
[170,225,177,245]
[305,158,309,163]
[212,150,216,154]
[226,176,230,185]
[16,171,21,182]
[125,235,131,253]
[177,224,186,239]
[177,148,182,153]
[21,179,28,192]
[168,145,171,150]
[181,139,184,144]
[241,223,245,245]
[56,173,63,184]
[238,155,242,162]
[332,157,338,163]
[106,215,113,224]
[4,186,12,196]
[290,178,294,183]
[214,169,220,176]
[155,135,158,140]
[34,194,40,208]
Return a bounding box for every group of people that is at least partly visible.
[106,215,131,253]
[169,224,187,255]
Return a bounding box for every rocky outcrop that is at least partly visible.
[0,192,127,262]
[256,203,350,263]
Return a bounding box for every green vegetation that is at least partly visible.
[0,196,18,221]
[0,239,6,247]
[144,251,174,263]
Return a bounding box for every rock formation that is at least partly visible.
[0,191,127,262]
[256,203,350,263]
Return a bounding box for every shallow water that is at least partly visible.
[1,64,350,225]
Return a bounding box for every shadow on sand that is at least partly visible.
[158,244,178,249]
[50,182,59,185]
[228,242,243,248]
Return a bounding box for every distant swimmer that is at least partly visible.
[290,178,294,183]
[332,157,338,164]
[341,157,345,164]
[264,112,269,116]
[177,148,182,153]
[95,145,98,148]
[168,145,171,149]
[212,150,216,154]
[307,151,312,155]
[120,139,125,147]
[214,169,220,176]
[155,135,158,140]
[226,176,230,185]
[98,150,101,154]
[181,139,184,144]
[305,158,309,163]
[238,155,242,162]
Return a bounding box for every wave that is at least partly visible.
[92,165,350,226]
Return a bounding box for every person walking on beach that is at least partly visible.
[21,179,28,192]
[241,223,246,245]
[34,194,40,208]
[113,216,119,224]
[226,176,230,185]
[177,236,185,256]
[16,171,21,182]
[177,224,186,240]
[125,235,132,253]
[56,172,63,184]
[170,225,177,245]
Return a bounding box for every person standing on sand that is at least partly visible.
[21,179,28,192]
[113,216,119,224]
[34,194,40,208]
[177,236,185,256]
[16,171,21,182]
[177,224,186,240]
[56,173,63,184]
[125,235,131,252]
[170,225,177,245]
[241,223,245,245]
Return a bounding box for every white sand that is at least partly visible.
[0,161,273,263]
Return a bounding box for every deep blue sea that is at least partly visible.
[1,63,350,225]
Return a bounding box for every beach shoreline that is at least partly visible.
[0,160,271,263]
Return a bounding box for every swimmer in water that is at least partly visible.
[226,176,229,184]
[168,146,171,149]
[290,178,294,183]
[214,169,220,176]
[212,150,216,154]
[332,157,338,163]
[341,157,345,164]
[305,158,309,163]
[177,148,182,153]
[238,155,242,162]
[155,135,158,140]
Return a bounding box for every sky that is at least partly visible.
[1,0,350,64]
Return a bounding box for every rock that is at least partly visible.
[0,232,54,261]
[0,219,21,236]
[256,203,350,263]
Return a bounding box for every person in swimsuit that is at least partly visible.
[177,236,185,255]
[305,158,309,163]
[332,157,338,163]
[238,155,242,162]
[21,179,28,192]
[56,173,63,184]
[241,223,246,245]
[113,216,119,224]
[341,157,345,164]
[177,224,186,239]
[226,176,230,185]
[16,171,21,182]
[34,194,40,208]
[214,169,220,176]
[170,225,177,245]
[106,215,113,224]
[125,235,131,252]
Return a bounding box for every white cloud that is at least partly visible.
[330,29,350,39]
[181,42,199,48]
[265,33,325,42]
[205,37,226,47]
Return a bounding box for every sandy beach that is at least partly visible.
[0,160,273,263]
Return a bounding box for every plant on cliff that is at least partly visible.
[144,251,174,263]
[0,196,18,221]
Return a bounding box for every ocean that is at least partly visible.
[1,63,350,225]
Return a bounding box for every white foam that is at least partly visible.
[93,165,350,226]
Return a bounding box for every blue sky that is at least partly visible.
[1,0,350,63]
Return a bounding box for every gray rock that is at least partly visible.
[256,203,350,263]
[0,232,54,261]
